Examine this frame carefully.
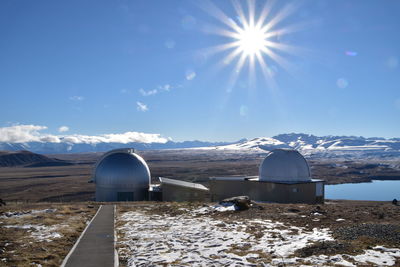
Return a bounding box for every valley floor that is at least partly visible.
[1,149,400,203]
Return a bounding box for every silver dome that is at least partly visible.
[259,149,311,182]
[94,148,150,201]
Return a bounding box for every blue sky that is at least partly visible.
[0,0,399,142]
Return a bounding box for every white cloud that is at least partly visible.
[0,125,61,143]
[139,84,172,96]
[61,132,168,144]
[0,124,169,144]
[139,88,158,96]
[159,84,171,91]
[136,101,148,112]
[186,70,196,80]
[69,96,84,101]
[58,126,69,133]
[40,135,61,143]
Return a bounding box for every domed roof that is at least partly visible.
[94,149,150,188]
[259,149,311,182]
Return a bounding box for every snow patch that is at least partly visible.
[191,203,237,215]
[352,246,400,266]
[3,224,62,242]
[1,209,56,219]
[117,209,400,266]
[117,210,333,266]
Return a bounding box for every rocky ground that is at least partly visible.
[0,203,98,267]
[116,201,400,267]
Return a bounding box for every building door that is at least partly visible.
[117,192,134,201]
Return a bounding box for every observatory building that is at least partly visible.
[92,148,150,201]
[91,148,323,204]
[209,149,324,204]
[159,177,210,202]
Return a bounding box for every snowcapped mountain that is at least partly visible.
[215,137,290,151]
[0,140,237,154]
[1,133,400,158]
[208,134,400,158]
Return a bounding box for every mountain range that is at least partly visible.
[1,133,400,158]
[210,133,400,158]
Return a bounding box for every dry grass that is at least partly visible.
[0,203,98,267]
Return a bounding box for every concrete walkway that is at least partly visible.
[61,205,116,267]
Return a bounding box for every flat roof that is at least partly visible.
[209,176,258,181]
[159,177,209,191]
[209,176,324,184]
[269,179,324,184]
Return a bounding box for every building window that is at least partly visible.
[292,188,298,193]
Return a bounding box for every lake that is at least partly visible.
[325,180,400,201]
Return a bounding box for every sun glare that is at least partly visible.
[199,0,303,88]
[236,25,267,56]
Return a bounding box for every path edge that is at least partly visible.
[60,205,103,267]
[114,204,119,267]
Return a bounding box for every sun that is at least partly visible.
[198,0,303,88]
[236,25,268,57]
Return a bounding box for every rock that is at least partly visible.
[311,206,327,215]
[288,208,300,213]
[253,204,265,210]
[392,199,398,205]
[220,196,251,211]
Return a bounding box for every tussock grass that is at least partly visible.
[0,203,98,267]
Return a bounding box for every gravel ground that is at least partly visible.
[334,224,400,244]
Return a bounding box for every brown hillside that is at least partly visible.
[0,150,72,167]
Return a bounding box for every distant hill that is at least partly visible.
[0,150,73,167]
